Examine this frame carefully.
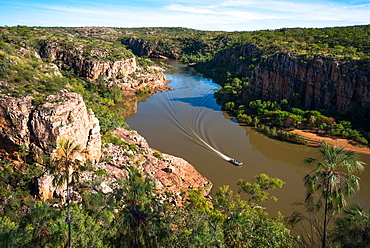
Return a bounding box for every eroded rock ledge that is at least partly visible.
[39,41,171,95]
[110,128,212,196]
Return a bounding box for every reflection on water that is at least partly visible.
[124,60,370,216]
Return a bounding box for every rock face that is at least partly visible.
[122,37,181,59]
[206,44,370,115]
[246,52,370,114]
[39,41,170,94]
[31,92,101,162]
[111,65,171,95]
[39,41,136,80]
[0,91,101,162]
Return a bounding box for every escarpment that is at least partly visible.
[247,52,370,114]
[39,41,137,80]
[38,40,170,94]
[122,37,181,59]
[206,44,370,115]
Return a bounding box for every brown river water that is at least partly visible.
[121,60,370,217]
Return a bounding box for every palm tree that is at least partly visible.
[49,139,84,248]
[303,141,365,248]
[112,166,170,247]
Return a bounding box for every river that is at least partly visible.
[123,60,370,217]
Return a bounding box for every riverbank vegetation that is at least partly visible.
[214,78,369,146]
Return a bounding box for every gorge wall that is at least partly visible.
[122,37,181,59]
[39,41,170,95]
[210,44,370,115]
[0,91,101,163]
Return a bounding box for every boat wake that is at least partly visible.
[164,82,241,165]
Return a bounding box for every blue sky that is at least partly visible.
[1,0,370,31]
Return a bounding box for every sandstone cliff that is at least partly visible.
[39,40,170,95]
[206,44,370,115]
[247,52,370,114]
[0,91,101,163]
[122,37,181,59]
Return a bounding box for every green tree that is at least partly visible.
[303,141,365,248]
[110,166,171,247]
[18,144,30,163]
[171,188,225,247]
[213,176,296,247]
[48,139,84,248]
[330,204,370,248]
[0,202,66,248]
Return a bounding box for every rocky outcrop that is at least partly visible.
[208,44,370,115]
[39,41,170,94]
[110,128,212,198]
[31,92,101,162]
[0,92,211,203]
[107,65,171,95]
[0,91,101,162]
[122,37,181,59]
[39,41,137,80]
[245,52,370,114]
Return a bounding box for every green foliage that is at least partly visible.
[256,124,309,145]
[0,163,42,219]
[237,174,285,203]
[109,166,172,247]
[0,156,299,247]
[88,103,127,134]
[329,204,370,248]
[171,175,297,247]
[153,152,162,159]
[237,113,253,124]
[0,201,66,247]
[304,141,365,212]
[101,132,126,146]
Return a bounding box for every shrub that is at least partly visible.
[224,102,235,111]
[256,124,308,145]
[153,152,163,159]
[237,114,253,124]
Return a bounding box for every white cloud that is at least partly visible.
[162,0,370,29]
[165,4,218,14]
[1,0,370,31]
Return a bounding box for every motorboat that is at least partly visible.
[228,159,243,166]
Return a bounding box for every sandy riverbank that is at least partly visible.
[290,129,370,156]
